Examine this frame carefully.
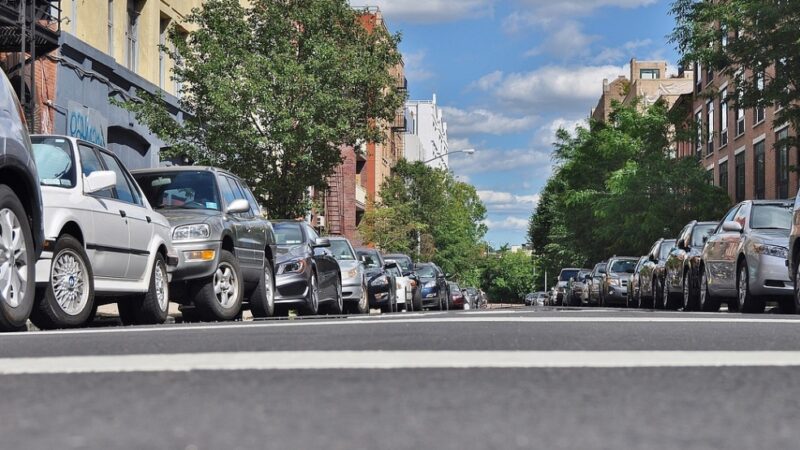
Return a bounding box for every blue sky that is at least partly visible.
[356,0,680,247]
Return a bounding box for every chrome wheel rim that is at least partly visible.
[359,284,368,311]
[214,263,238,309]
[700,272,707,308]
[51,249,89,316]
[155,262,168,312]
[738,266,747,310]
[683,274,690,309]
[310,274,319,312]
[336,280,343,312]
[264,266,274,310]
[0,208,28,308]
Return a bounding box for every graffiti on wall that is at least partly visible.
[67,101,108,147]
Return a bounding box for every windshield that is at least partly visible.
[387,255,413,271]
[358,250,381,269]
[416,265,437,278]
[610,260,636,273]
[750,204,792,230]
[659,241,675,259]
[273,223,304,245]
[134,171,221,211]
[31,137,75,188]
[559,269,579,281]
[692,224,717,247]
[329,240,355,261]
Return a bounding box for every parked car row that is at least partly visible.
[553,198,800,314]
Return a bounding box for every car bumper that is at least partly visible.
[749,254,793,297]
[342,281,363,302]
[421,287,445,306]
[275,271,310,305]
[367,284,392,306]
[605,286,628,304]
[169,241,223,282]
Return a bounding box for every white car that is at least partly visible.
[386,262,413,311]
[30,135,177,329]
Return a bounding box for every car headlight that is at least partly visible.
[344,268,359,279]
[371,275,389,287]
[172,224,210,241]
[279,259,307,274]
[608,278,620,286]
[753,244,789,259]
[424,281,436,288]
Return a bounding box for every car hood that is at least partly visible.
[556,281,568,288]
[749,229,790,247]
[275,245,308,263]
[363,268,384,279]
[157,208,221,227]
[336,260,361,272]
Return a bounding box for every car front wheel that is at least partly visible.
[301,271,320,316]
[119,253,170,325]
[0,186,36,331]
[249,259,275,318]
[699,269,720,312]
[737,262,764,314]
[191,250,243,321]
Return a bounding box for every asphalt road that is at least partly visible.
[5,306,800,449]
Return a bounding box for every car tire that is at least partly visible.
[737,262,765,314]
[191,250,243,321]
[300,271,320,316]
[783,261,800,314]
[326,277,344,315]
[30,235,95,329]
[249,259,275,318]
[118,253,170,326]
[699,268,720,312]
[664,280,677,310]
[348,282,369,314]
[652,278,663,310]
[412,288,422,311]
[0,186,36,332]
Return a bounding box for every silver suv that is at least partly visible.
[133,167,276,321]
[700,200,793,313]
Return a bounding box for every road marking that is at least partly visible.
[5,351,800,374]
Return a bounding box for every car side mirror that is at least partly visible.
[313,238,331,248]
[722,221,743,233]
[84,170,116,194]
[226,198,250,214]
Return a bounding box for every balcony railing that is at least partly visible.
[391,112,406,131]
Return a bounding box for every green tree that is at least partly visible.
[357,204,425,254]
[671,0,800,152]
[480,250,535,302]
[122,0,405,217]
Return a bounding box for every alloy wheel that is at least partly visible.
[683,273,690,310]
[310,273,319,312]
[738,265,747,311]
[264,265,274,311]
[51,248,90,316]
[155,261,168,312]
[214,262,239,308]
[0,208,28,308]
[700,271,707,309]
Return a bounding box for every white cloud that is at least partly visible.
[450,147,552,176]
[442,106,538,136]
[403,50,434,81]
[514,0,656,19]
[535,117,588,146]
[524,21,599,60]
[474,64,628,113]
[478,190,540,214]
[470,70,504,91]
[483,216,530,231]
[351,0,493,23]
[591,38,653,64]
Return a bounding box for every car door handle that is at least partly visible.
[119,210,127,218]
[146,216,152,223]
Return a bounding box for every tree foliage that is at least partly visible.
[671,0,800,152]
[122,0,405,217]
[528,101,730,285]
[358,160,487,284]
[480,250,535,302]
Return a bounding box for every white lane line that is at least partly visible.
[5,351,800,374]
[11,316,800,338]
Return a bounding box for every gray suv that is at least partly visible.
[133,167,276,321]
[0,71,44,331]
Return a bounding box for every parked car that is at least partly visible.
[385,253,422,310]
[638,238,676,309]
[525,291,547,306]
[462,287,480,309]
[30,136,177,328]
[554,268,580,305]
[663,221,718,311]
[448,282,466,309]
[628,256,649,308]
[567,269,591,306]
[701,200,793,313]
[599,257,637,307]
[416,262,449,310]
[133,167,278,321]
[385,261,413,311]
[586,262,607,306]
[787,192,800,313]
[0,71,43,331]
[357,248,399,312]
[328,236,368,314]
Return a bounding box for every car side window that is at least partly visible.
[305,224,319,242]
[678,225,691,247]
[98,151,140,205]
[734,203,750,229]
[217,175,237,209]
[231,179,255,219]
[717,206,740,233]
[78,144,113,199]
[222,177,253,219]
[242,186,262,218]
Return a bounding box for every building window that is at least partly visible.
[695,62,702,92]
[707,168,714,185]
[640,69,660,80]
[108,0,114,57]
[694,111,702,159]
[719,161,728,195]
[720,91,729,147]
[735,152,745,202]
[736,92,745,137]
[159,17,170,89]
[777,129,790,198]
[126,0,143,72]
[706,100,714,155]
[755,72,766,124]
[754,140,765,199]
[721,25,728,48]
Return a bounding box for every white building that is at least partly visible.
[404,94,449,170]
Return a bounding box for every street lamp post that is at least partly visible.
[422,148,475,164]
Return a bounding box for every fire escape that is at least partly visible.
[0,0,61,132]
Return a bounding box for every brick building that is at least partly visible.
[681,61,796,203]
